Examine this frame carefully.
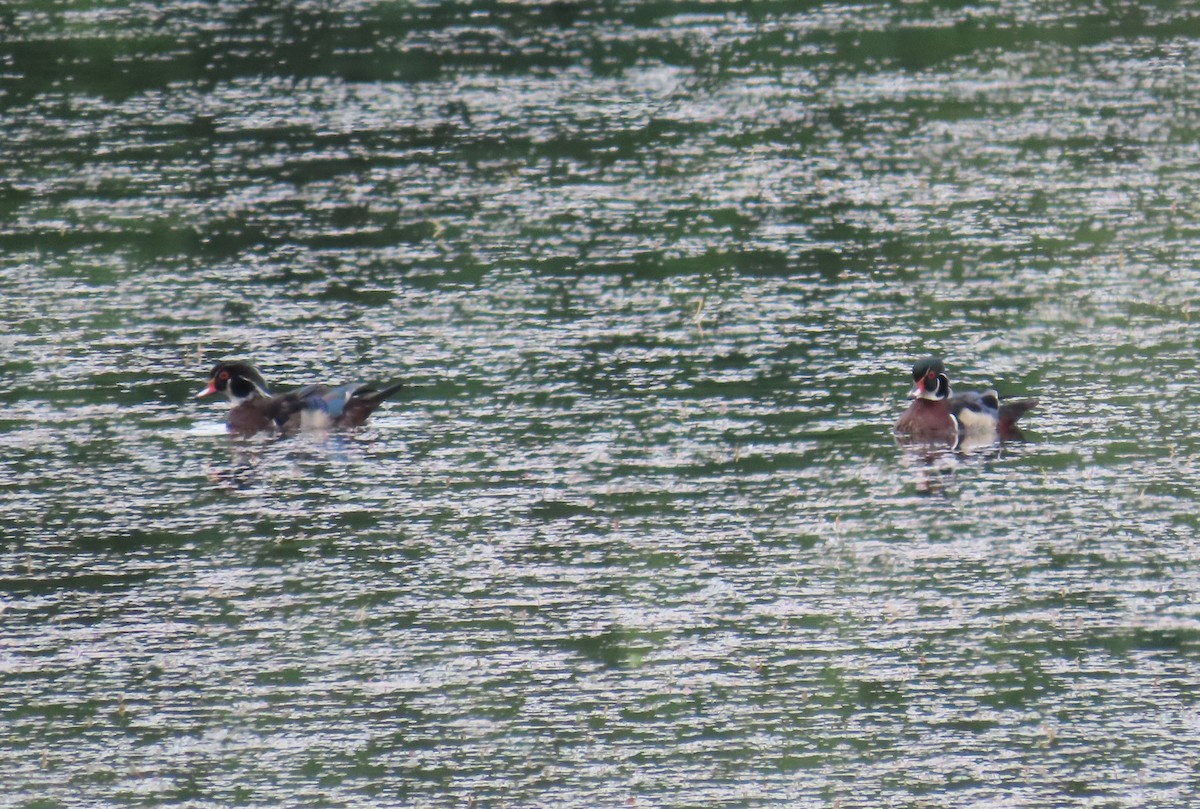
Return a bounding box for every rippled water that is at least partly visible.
[4,2,1200,806]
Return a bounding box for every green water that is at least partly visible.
[3,2,1200,807]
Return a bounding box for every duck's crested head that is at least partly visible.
[196,361,271,402]
[908,356,951,401]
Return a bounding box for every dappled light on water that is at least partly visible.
[4,2,1200,807]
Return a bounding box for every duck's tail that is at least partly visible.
[353,381,405,404]
[998,398,1037,429]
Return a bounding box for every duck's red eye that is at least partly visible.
[219,371,230,381]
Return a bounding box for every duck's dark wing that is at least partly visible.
[948,391,997,420]
[270,381,405,429]
[263,384,332,431]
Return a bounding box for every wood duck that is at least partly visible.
[196,361,405,436]
[894,357,1036,439]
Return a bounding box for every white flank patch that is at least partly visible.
[300,409,334,430]
[956,405,996,433]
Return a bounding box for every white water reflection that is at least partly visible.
[3,2,1200,808]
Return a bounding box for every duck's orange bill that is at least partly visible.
[195,380,218,398]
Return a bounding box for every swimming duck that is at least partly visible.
[894,357,1036,439]
[196,360,404,436]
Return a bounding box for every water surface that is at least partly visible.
[3,2,1200,807]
